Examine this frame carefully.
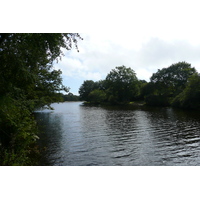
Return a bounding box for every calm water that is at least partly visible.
[34,102,200,166]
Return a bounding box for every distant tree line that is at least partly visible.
[62,93,80,101]
[79,62,200,109]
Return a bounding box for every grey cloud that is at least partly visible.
[57,36,200,84]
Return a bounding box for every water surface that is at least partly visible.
[35,102,200,165]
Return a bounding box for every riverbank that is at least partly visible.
[82,101,146,109]
[82,100,200,112]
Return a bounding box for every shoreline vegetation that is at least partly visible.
[82,101,200,114]
[79,63,200,111]
[1,33,200,166]
[82,100,146,108]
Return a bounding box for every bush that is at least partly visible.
[0,96,39,165]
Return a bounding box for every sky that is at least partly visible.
[3,0,200,95]
[55,33,200,95]
[51,0,200,95]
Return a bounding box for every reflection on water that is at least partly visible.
[34,102,200,166]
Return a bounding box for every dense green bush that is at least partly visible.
[0,96,39,165]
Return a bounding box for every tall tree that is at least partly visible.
[105,66,139,103]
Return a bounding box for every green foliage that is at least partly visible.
[78,62,200,109]
[172,73,200,109]
[62,93,80,101]
[79,80,98,101]
[146,61,196,106]
[142,82,156,96]
[88,89,106,104]
[79,66,140,105]
[0,33,82,108]
[0,96,39,165]
[105,66,139,103]
[136,80,148,100]
[78,62,198,108]
[0,33,82,165]
[150,61,196,97]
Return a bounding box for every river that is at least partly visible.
[34,102,200,166]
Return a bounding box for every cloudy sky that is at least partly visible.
[4,0,200,95]
[51,0,200,95]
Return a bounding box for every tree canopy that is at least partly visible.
[79,62,200,109]
[106,66,139,103]
[172,73,200,109]
[79,66,140,104]
[150,61,196,96]
[79,80,97,101]
[0,33,82,108]
[144,62,197,106]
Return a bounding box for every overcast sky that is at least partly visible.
[3,0,200,95]
[52,0,200,95]
[55,33,200,95]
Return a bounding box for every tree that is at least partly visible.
[0,33,82,165]
[145,62,197,106]
[62,93,80,101]
[136,80,148,100]
[79,80,97,101]
[172,73,200,109]
[150,61,196,96]
[0,33,82,107]
[105,66,139,103]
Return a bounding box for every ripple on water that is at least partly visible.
[35,103,200,166]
